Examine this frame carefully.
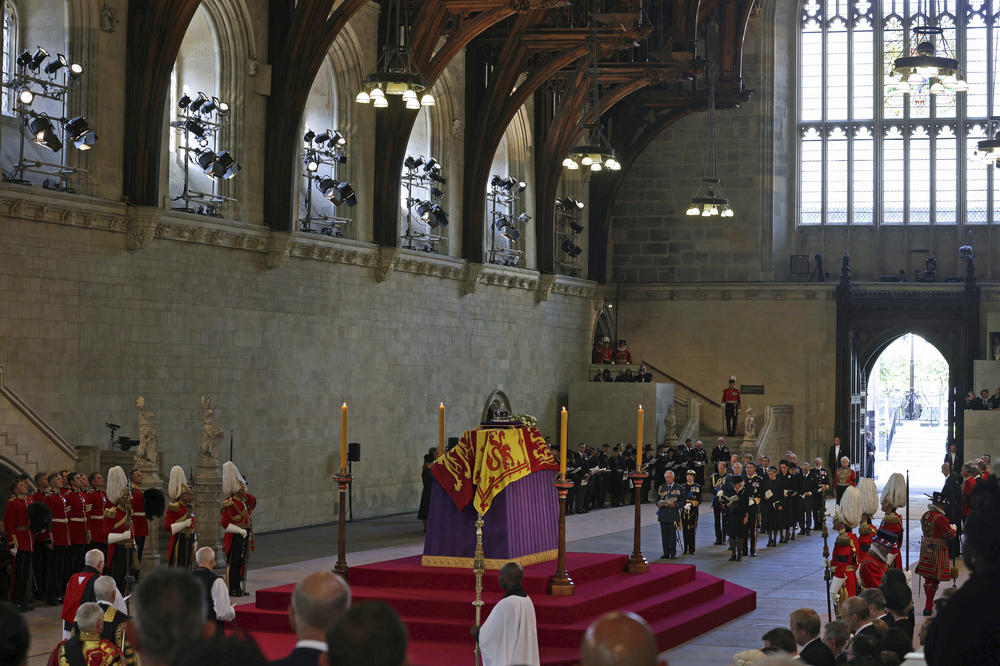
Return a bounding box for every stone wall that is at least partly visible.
[616,284,838,465]
[0,207,598,531]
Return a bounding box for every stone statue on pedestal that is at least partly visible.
[134,396,159,465]
[199,396,225,462]
[133,396,163,568]
[665,405,678,446]
[743,405,757,440]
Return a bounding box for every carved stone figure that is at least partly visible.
[135,396,159,464]
[100,5,118,32]
[664,405,677,443]
[199,395,225,461]
[743,405,756,440]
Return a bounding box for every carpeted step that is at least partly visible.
[647,581,757,651]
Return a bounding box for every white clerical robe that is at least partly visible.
[479,594,540,666]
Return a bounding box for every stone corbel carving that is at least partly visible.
[125,213,159,251]
[375,247,400,283]
[266,232,294,268]
[463,264,485,295]
[536,275,557,303]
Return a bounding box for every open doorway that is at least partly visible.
[865,333,949,492]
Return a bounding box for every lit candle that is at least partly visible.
[340,403,348,473]
[438,402,445,459]
[637,404,644,453]
[560,406,568,479]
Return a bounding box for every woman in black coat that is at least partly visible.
[417,454,435,530]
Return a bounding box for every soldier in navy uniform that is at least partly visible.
[722,377,741,437]
[777,460,794,543]
[657,471,683,560]
[674,440,691,476]
[809,458,830,533]
[744,463,763,557]
[711,462,729,545]
[648,446,669,503]
[681,470,701,555]
[689,440,708,489]
[725,477,749,561]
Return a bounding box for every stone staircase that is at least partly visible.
[877,420,949,492]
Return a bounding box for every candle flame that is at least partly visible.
[639,404,643,410]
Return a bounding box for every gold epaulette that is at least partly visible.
[167,501,180,512]
[221,498,235,509]
[836,533,851,546]
[858,524,874,535]
[884,513,901,524]
[104,507,117,519]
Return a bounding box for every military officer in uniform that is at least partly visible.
[657,471,683,560]
[648,445,669,503]
[744,463,763,557]
[711,462,729,545]
[722,377,741,437]
[809,458,830,531]
[680,470,701,555]
[725,476,749,561]
[5,477,35,612]
[689,440,708,489]
[163,466,196,569]
[48,602,127,665]
[916,492,957,616]
[221,461,256,596]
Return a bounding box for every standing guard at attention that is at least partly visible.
[221,461,256,596]
[722,377,741,437]
[829,486,863,609]
[878,473,907,570]
[103,467,137,595]
[656,470,682,560]
[164,466,196,569]
[916,492,958,616]
[681,470,701,555]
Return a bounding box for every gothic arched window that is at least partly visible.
[2,1,18,114]
[799,0,996,226]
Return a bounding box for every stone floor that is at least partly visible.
[22,484,957,665]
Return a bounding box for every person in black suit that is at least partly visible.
[790,608,835,666]
[268,571,351,666]
[944,442,959,469]
[840,597,880,647]
[941,461,963,559]
[822,619,850,666]
[827,437,843,481]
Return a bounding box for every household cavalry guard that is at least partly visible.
[103,467,138,595]
[681,470,701,555]
[829,485,863,610]
[164,466,196,569]
[857,478,879,554]
[916,492,958,616]
[221,461,256,597]
[878,473,907,570]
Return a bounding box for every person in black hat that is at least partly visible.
[916,491,958,616]
[417,454,435,531]
[879,568,914,639]
[680,470,700,555]
[688,440,708,488]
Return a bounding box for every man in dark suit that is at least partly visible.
[790,608,835,666]
[827,437,843,480]
[941,461,963,559]
[822,619,850,666]
[944,442,959,469]
[269,571,351,666]
[841,596,880,646]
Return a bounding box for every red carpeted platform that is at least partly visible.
[233,553,755,665]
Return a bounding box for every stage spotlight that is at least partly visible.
[427,171,447,184]
[29,47,49,71]
[43,54,68,75]
[430,186,445,199]
[424,157,440,172]
[412,200,432,221]
[330,130,347,147]
[15,50,32,69]
[561,238,583,258]
[501,225,520,242]
[316,176,339,200]
[337,181,357,207]
[177,94,192,109]
[305,156,319,172]
[17,87,34,105]
[570,220,584,233]
[517,213,531,225]
[404,155,425,170]
[494,215,510,230]
[214,151,240,180]
[214,97,229,113]
[514,180,527,193]
[200,97,217,113]
[64,116,97,150]
[315,129,332,146]
[303,129,315,143]
[183,118,207,138]
[557,197,585,211]
[428,204,448,227]
[27,116,62,152]
[68,63,83,79]
[333,153,347,164]
[195,148,217,174]
[189,92,209,112]
[490,175,504,189]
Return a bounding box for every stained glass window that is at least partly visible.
[799,0,999,225]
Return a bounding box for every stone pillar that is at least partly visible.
[193,461,224,568]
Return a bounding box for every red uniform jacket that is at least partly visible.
[87,490,109,544]
[877,511,904,570]
[163,500,195,562]
[129,487,148,538]
[858,521,875,553]
[60,567,100,624]
[65,489,89,545]
[916,507,957,581]
[592,343,611,364]
[33,490,52,545]
[3,494,33,552]
[47,631,126,666]
[613,348,632,364]
[221,493,256,554]
[835,467,856,487]
[831,530,860,597]
[104,505,131,568]
[722,387,741,406]
[47,489,71,547]
[858,550,890,589]
[962,476,978,518]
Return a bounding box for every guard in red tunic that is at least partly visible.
[916,492,958,616]
[31,473,56,605]
[829,485,862,610]
[221,461,255,596]
[163,466,196,569]
[4,477,34,612]
[613,339,632,365]
[834,457,856,503]
[87,472,109,556]
[48,602,126,665]
[878,472,907,570]
[961,462,978,521]
[722,377,741,437]
[66,473,91,574]
[592,336,612,364]
[46,473,72,595]
[857,478,879,555]
[857,536,893,590]
[128,469,148,563]
[103,467,136,595]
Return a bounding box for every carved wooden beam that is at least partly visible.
[261,0,369,231]
[718,0,755,83]
[123,0,202,207]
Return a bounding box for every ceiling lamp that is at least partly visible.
[685,60,734,218]
[563,0,620,172]
[355,0,433,109]
[886,0,967,98]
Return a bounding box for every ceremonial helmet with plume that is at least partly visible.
[168,465,191,501]
[106,466,129,507]
[881,472,908,511]
[834,485,863,530]
[222,461,246,497]
[858,477,879,518]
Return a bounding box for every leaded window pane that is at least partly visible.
[967,126,989,223]
[801,127,824,224]
[935,125,957,224]
[853,126,875,223]
[883,127,905,224]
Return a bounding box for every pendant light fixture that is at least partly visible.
[562,0,620,172]
[685,60,734,218]
[355,0,434,109]
[886,0,967,98]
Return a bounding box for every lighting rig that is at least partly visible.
[3,46,97,191]
[401,155,448,252]
[169,91,240,216]
[300,128,356,236]
[555,196,586,276]
[487,175,529,267]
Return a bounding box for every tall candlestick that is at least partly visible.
[560,406,568,479]
[340,403,348,472]
[438,403,445,459]
[637,404,644,451]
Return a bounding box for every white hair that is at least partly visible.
[84,548,105,570]
[94,576,117,602]
[196,546,215,567]
[75,602,103,632]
